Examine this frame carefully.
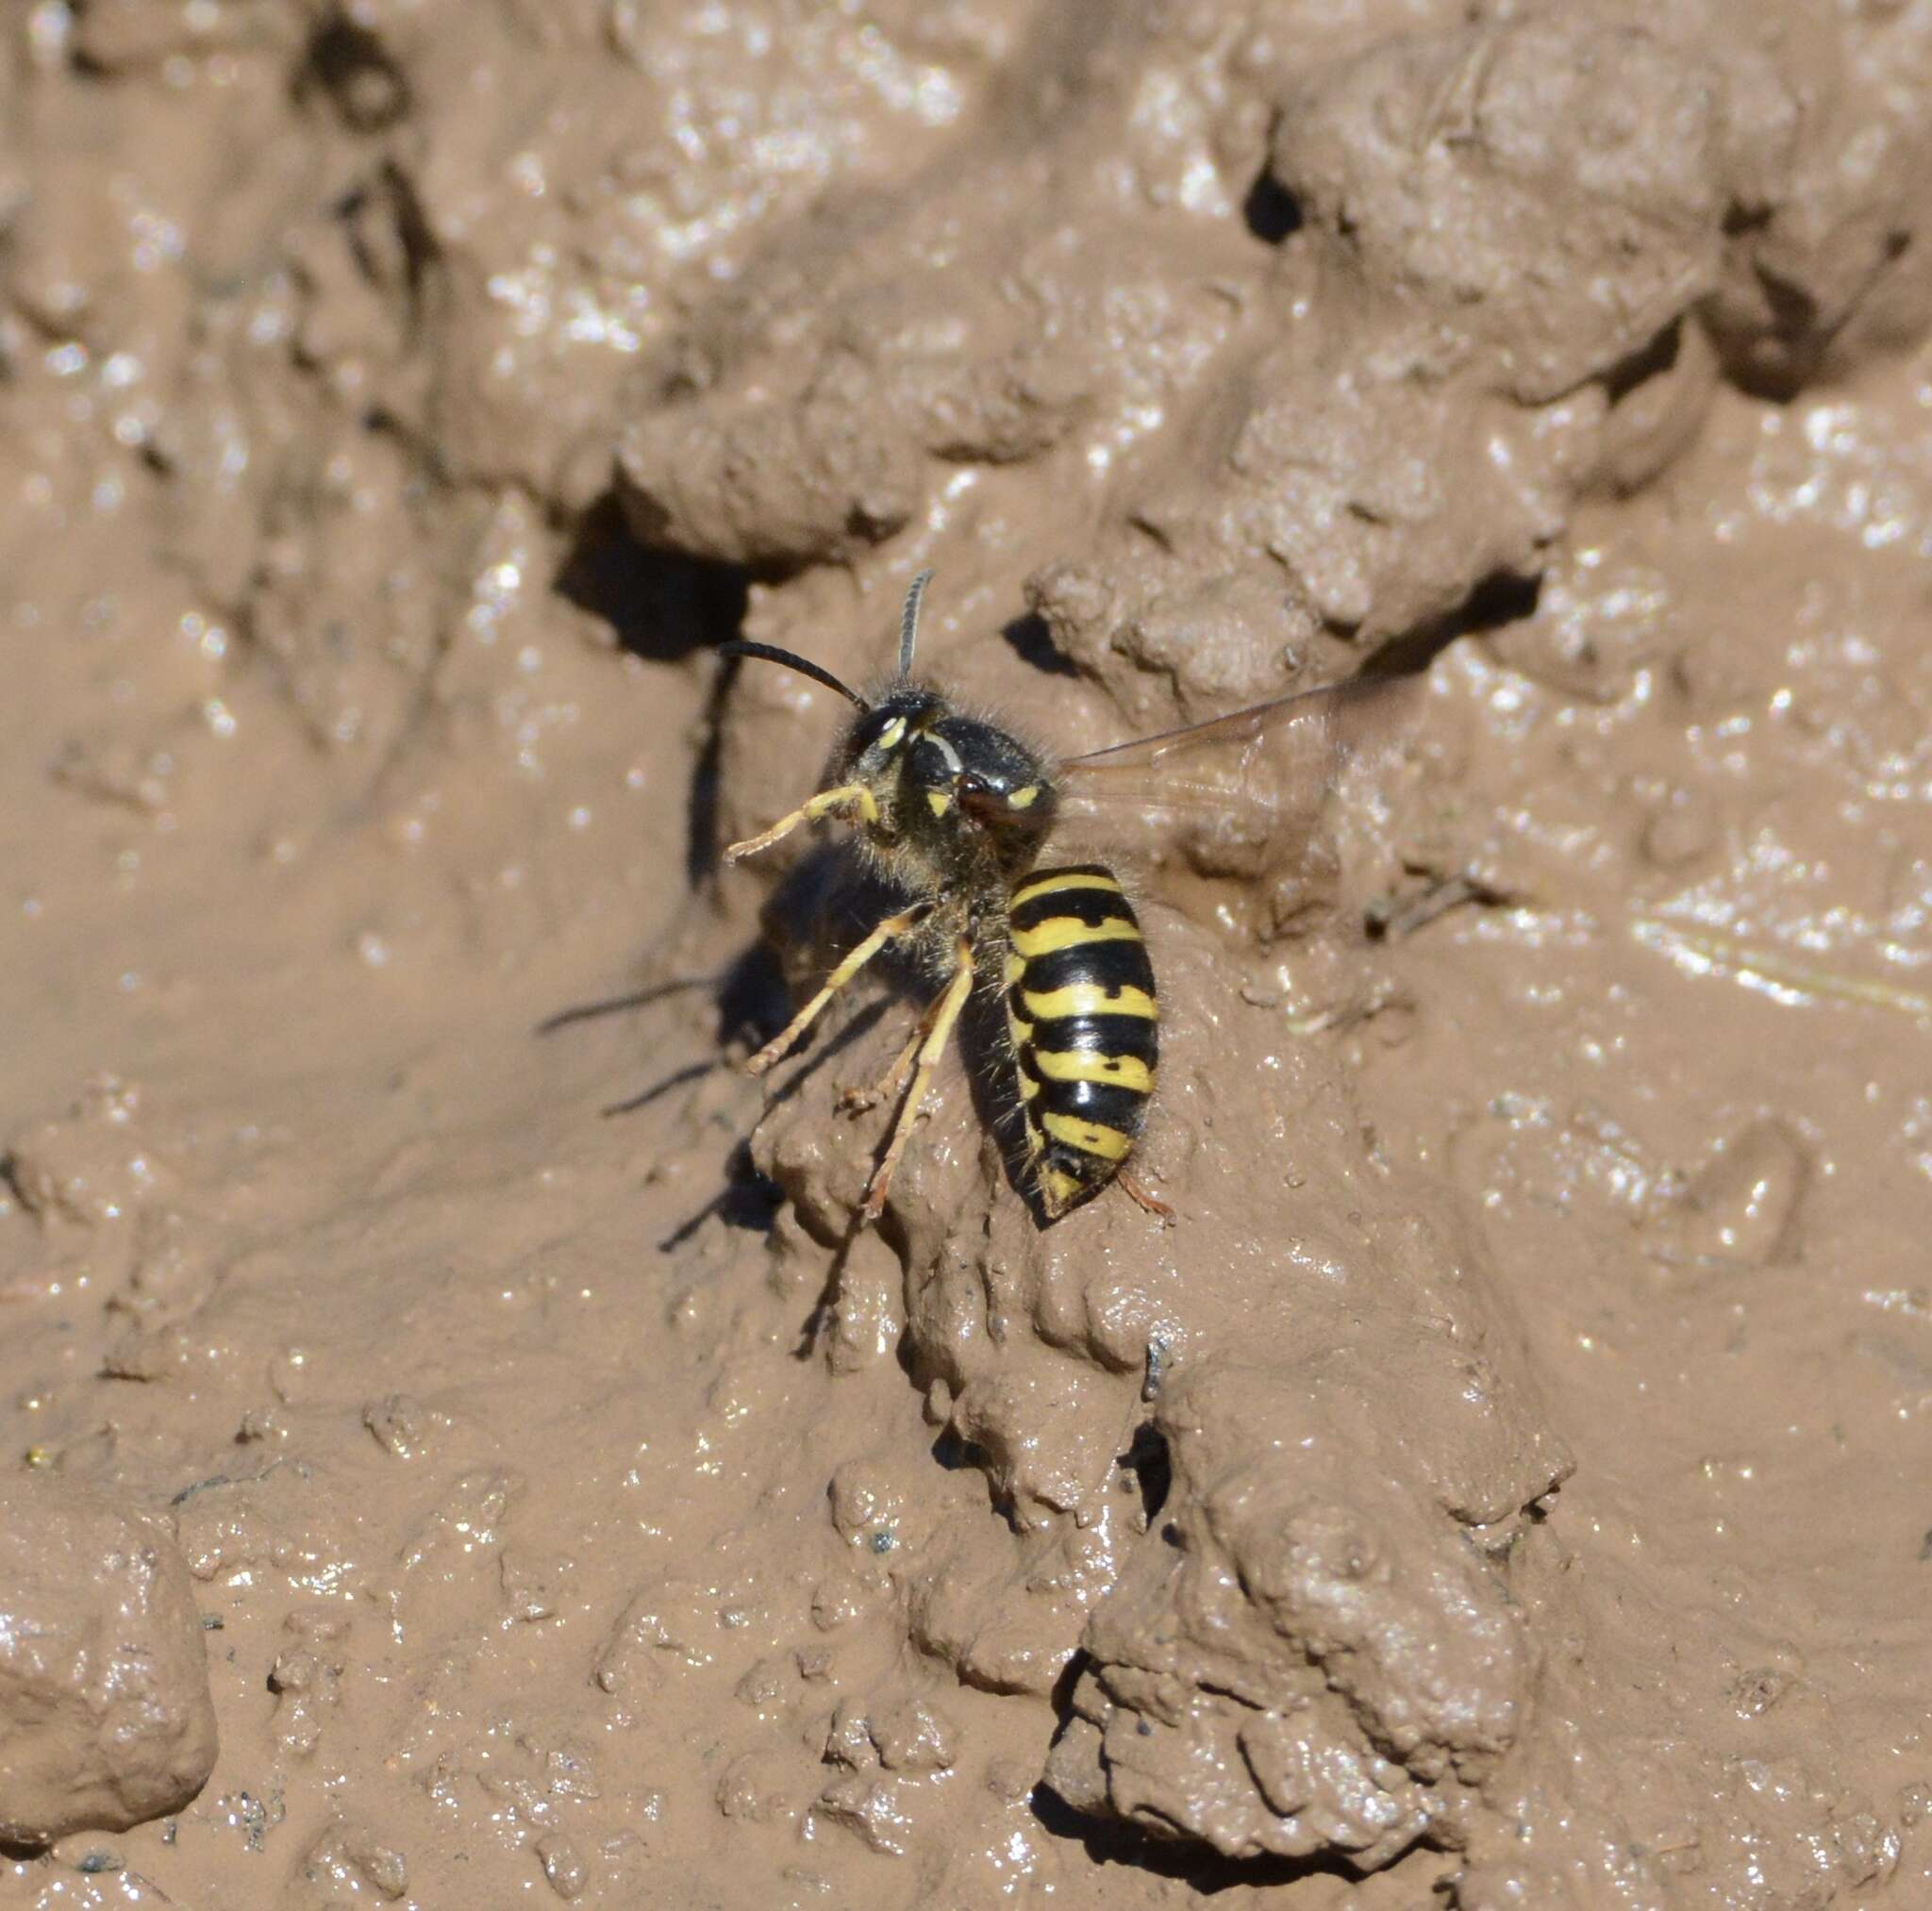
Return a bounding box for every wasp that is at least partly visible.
[722,572,1411,1225]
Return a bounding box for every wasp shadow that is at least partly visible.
[537,929,792,1251]
[577,845,939,1255]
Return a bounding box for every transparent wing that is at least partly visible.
[1055,674,1424,878]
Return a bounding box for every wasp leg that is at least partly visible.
[745,903,933,1078]
[724,782,877,864]
[839,991,942,1114]
[860,936,974,1222]
[1118,1170,1175,1222]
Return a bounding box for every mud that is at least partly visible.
[3,3,1931,1906]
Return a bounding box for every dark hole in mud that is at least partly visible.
[1738,270,1826,399]
[1365,870,1513,942]
[299,16,411,132]
[1002,611,1081,680]
[1362,567,1542,680]
[1759,274,1820,336]
[385,163,439,308]
[1242,169,1304,245]
[1048,1648,1091,1719]
[1452,567,1543,640]
[1604,317,1683,407]
[931,1426,991,1473]
[1120,1421,1173,1523]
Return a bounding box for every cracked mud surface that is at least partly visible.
[4,3,1932,1906]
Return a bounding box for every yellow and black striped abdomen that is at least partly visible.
[1003,865,1158,1219]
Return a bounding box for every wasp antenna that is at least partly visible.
[897,569,935,678]
[719,640,871,711]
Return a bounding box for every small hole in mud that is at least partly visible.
[1047,1649,1091,1718]
[1120,1422,1173,1524]
[1001,611,1080,680]
[1457,568,1542,634]
[1242,170,1304,245]
[1159,1521,1183,1548]
[1362,567,1542,679]
[1604,318,1682,407]
[300,17,410,132]
[555,493,751,665]
[931,1427,991,1473]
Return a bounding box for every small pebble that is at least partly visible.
[538,1832,589,1901]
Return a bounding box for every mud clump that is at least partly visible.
[0,1477,218,1846]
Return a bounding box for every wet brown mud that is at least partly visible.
[4,3,1932,1907]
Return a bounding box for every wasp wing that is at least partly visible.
[1054,674,1424,881]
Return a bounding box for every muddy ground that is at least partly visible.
[4,3,1932,1906]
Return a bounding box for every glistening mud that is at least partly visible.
[4,3,1932,1906]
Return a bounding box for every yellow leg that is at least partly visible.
[745,905,931,1077]
[724,782,876,864]
[839,990,943,1114]
[860,937,975,1221]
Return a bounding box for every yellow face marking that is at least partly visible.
[1008,784,1041,809]
[1010,870,1123,906]
[1022,982,1157,1022]
[1041,1111,1134,1161]
[877,716,908,750]
[1041,1168,1085,1213]
[1009,916,1142,960]
[926,789,952,817]
[1033,1049,1154,1093]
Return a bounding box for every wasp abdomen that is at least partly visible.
[1003,865,1158,1218]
